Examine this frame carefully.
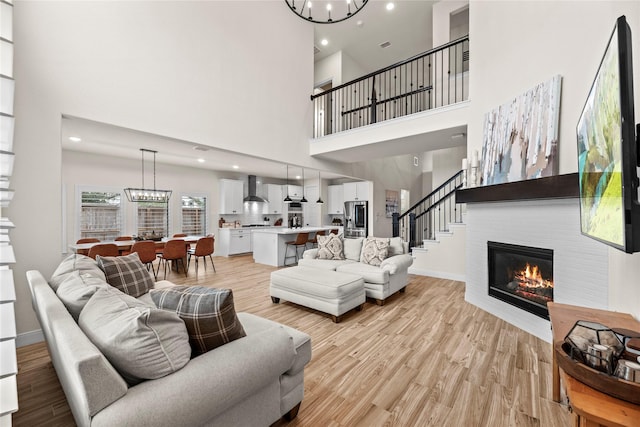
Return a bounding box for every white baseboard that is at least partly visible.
[408,267,466,282]
[16,330,44,348]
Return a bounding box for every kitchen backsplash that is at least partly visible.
[219,212,282,227]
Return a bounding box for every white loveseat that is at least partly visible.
[298,236,413,305]
[26,254,311,427]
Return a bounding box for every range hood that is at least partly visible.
[243,175,268,203]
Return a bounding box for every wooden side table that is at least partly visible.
[548,302,640,427]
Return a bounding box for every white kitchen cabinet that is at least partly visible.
[265,184,284,214]
[327,185,344,214]
[343,181,370,201]
[219,179,244,214]
[285,185,303,200]
[217,228,251,256]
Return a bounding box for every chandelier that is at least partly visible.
[284,0,369,24]
[124,149,172,203]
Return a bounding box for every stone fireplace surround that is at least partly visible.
[459,176,609,342]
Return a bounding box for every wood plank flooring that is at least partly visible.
[14,255,570,426]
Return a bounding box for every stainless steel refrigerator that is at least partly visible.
[344,201,368,238]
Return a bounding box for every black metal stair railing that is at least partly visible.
[392,171,464,248]
[311,36,469,138]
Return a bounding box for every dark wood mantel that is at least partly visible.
[456,173,578,204]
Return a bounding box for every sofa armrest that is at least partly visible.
[380,254,414,275]
[92,325,296,427]
[302,248,318,259]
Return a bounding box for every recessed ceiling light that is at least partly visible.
[321,39,328,46]
[356,20,364,28]
[386,2,395,11]
[295,175,301,180]
[69,136,82,142]
[232,165,239,169]
[197,158,205,163]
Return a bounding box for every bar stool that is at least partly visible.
[283,232,309,266]
[307,230,325,248]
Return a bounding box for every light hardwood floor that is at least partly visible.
[14,254,570,426]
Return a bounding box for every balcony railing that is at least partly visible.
[311,36,469,138]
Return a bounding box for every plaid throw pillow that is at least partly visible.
[96,252,155,298]
[317,234,345,260]
[360,237,389,266]
[150,286,246,357]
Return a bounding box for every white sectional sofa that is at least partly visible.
[26,254,311,427]
[298,236,413,305]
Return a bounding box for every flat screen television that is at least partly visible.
[577,15,640,253]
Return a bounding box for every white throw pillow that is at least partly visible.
[49,254,106,291]
[343,237,364,261]
[388,237,405,256]
[79,286,191,385]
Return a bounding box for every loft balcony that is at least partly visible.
[310,37,469,162]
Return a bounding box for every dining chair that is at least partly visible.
[308,230,325,248]
[114,236,133,241]
[76,238,100,256]
[283,232,309,266]
[157,239,188,279]
[127,241,158,279]
[187,236,216,275]
[330,229,339,235]
[87,243,119,260]
[173,233,187,238]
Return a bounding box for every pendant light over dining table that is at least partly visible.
[124,149,172,203]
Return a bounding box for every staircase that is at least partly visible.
[409,213,466,281]
[392,171,467,282]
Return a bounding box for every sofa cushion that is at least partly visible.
[297,258,355,270]
[56,270,109,321]
[316,234,345,260]
[150,286,247,357]
[96,252,155,298]
[388,237,406,256]
[343,237,364,261]
[336,262,390,285]
[79,286,191,385]
[360,237,389,266]
[50,254,106,291]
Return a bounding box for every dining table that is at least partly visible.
[69,239,136,254]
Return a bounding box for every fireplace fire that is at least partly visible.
[488,241,554,319]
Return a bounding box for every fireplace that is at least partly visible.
[488,241,554,319]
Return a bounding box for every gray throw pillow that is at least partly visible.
[360,237,389,266]
[96,252,155,298]
[50,254,106,291]
[79,286,191,385]
[56,270,109,321]
[150,286,246,357]
[317,234,345,260]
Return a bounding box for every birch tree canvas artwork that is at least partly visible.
[480,75,562,185]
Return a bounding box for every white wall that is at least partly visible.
[468,1,640,320]
[433,1,469,47]
[432,145,466,189]
[9,1,317,337]
[351,154,423,237]
[314,51,342,87]
[341,51,367,85]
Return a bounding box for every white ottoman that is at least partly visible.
[270,266,366,323]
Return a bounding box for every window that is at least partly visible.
[182,195,206,235]
[80,191,122,241]
[137,202,168,239]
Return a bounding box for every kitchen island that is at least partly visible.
[252,227,336,267]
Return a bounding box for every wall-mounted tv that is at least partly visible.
[577,15,640,253]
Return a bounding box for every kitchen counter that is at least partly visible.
[252,226,335,266]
